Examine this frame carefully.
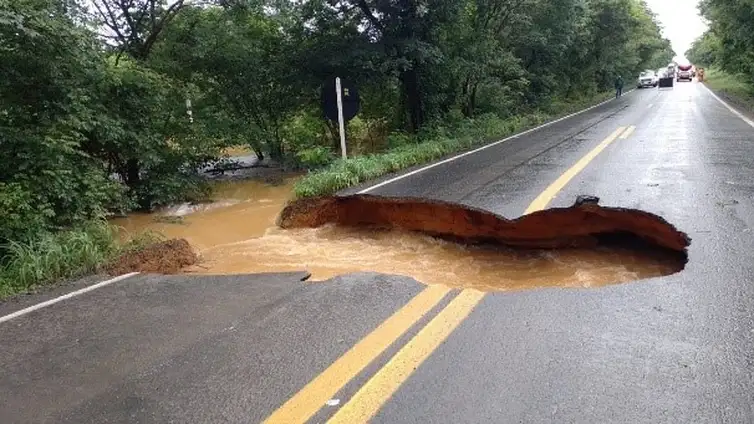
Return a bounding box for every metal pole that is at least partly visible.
[185,98,193,123]
[335,77,347,159]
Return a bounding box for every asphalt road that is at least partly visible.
[3,80,754,423]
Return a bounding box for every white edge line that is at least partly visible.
[358,90,634,193]
[701,83,754,128]
[0,272,140,325]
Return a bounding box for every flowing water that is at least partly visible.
[111,176,683,292]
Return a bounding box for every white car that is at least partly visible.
[637,71,658,88]
[677,69,692,81]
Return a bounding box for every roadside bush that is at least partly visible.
[703,68,754,110]
[0,220,164,299]
[0,221,119,296]
[296,146,334,169]
[0,183,50,244]
[281,112,334,168]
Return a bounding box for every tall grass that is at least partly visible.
[0,220,161,299]
[294,92,612,198]
[704,68,754,110]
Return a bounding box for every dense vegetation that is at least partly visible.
[1,0,673,292]
[686,0,754,101]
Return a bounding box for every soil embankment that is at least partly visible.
[278,194,690,255]
[105,239,198,275]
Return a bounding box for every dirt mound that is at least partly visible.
[105,238,198,275]
[278,195,690,254]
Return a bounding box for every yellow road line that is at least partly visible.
[524,126,627,214]
[263,284,450,424]
[326,289,486,424]
[620,125,636,139]
[269,125,632,424]
[325,125,632,423]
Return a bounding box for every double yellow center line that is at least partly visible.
[264,125,635,424]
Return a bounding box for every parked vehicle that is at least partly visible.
[637,70,658,88]
[666,63,676,76]
[677,64,693,82]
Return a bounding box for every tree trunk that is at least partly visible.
[268,140,284,161]
[124,157,152,210]
[468,83,479,117]
[125,158,140,187]
[400,68,424,133]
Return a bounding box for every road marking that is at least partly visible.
[0,272,139,325]
[325,126,632,421]
[524,126,627,213]
[326,289,486,424]
[262,284,451,424]
[620,125,636,139]
[270,122,633,422]
[358,93,632,194]
[701,83,754,129]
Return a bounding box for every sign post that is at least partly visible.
[335,77,347,159]
[185,98,194,123]
[321,77,360,159]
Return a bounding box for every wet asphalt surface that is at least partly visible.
[3,81,754,423]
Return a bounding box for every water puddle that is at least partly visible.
[111,177,684,292]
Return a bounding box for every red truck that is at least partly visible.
[677,64,693,82]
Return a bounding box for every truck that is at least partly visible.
[677,64,693,82]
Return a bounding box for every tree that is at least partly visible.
[696,0,754,77]
[152,4,310,161]
[90,0,187,61]
[0,0,123,241]
[686,31,721,67]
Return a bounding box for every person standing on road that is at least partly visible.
[615,75,624,98]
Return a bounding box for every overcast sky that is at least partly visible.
[645,0,708,62]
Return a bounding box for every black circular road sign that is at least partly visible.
[321,77,360,122]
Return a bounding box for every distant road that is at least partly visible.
[3,81,754,423]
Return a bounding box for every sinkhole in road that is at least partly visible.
[112,177,689,292]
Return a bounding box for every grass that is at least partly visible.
[0,220,163,299]
[703,68,754,110]
[293,92,613,199]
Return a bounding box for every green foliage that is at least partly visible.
[0,183,50,243]
[0,0,125,238]
[687,31,721,67]
[694,0,754,77]
[0,219,165,298]
[296,146,335,169]
[0,221,117,297]
[686,2,754,106]
[151,5,306,161]
[703,68,754,109]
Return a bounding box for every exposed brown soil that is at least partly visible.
[278,195,691,256]
[104,239,198,275]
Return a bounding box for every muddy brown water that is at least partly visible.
[111,177,683,292]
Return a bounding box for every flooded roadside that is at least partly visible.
[111,176,683,292]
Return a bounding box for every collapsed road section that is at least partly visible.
[109,183,691,291]
[278,194,690,261]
